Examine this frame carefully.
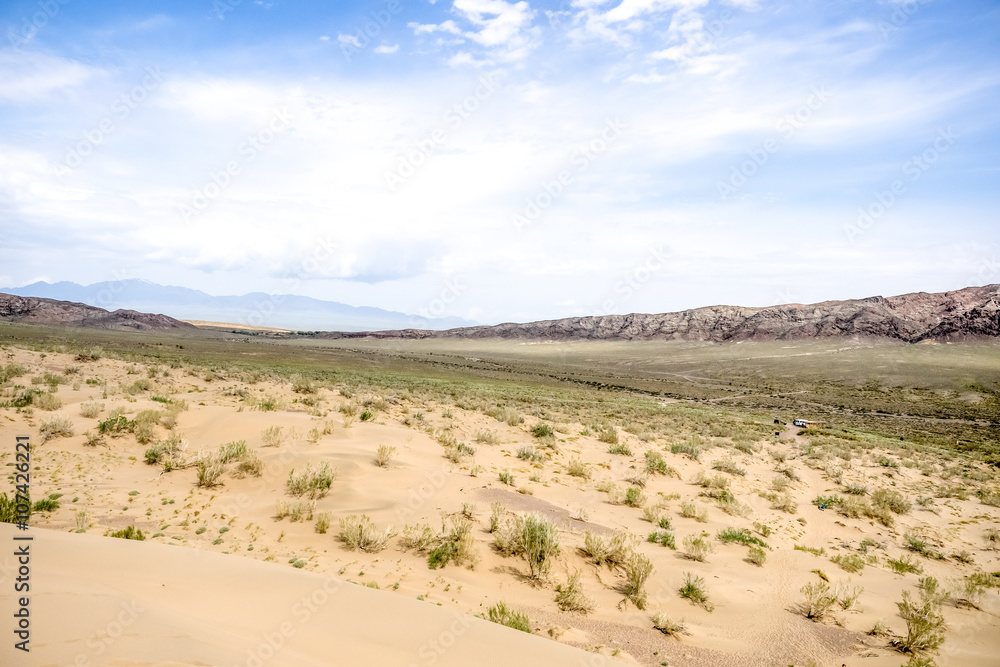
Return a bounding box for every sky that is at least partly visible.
[0,0,998,326]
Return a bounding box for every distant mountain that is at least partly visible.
[0,293,196,331]
[0,280,476,332]
[309,284,1000,342]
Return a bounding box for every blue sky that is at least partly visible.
[0,0,998,325]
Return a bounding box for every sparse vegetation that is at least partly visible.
[487,601,531,633]
[338,514,396,553]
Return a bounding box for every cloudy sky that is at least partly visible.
[1,0,997,325]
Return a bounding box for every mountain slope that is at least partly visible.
[0,293,197,331]
[313,284,1000,342]
[0,280,475,332]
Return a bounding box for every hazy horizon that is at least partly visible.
[1,0,998,328]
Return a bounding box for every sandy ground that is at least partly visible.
[1,346,998,667]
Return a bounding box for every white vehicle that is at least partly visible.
[793,419,808,427]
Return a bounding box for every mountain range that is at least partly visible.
[310,284,1000,342]
[0,280,475,332]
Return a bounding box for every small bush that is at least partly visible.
[712,459,746,476]
[275,499,315,522]
[652,613,686,636]
[717,527,768,549]
[648,529,676,549]
[555,570,594,613]
[582,530,636,567]
[106,526,145,540]
[671,441,701,460]
[516,445,542,462]
[475,430,499,444]
[261,425,285,447]
[645,450,677,476]
[748,546,767,566]
[679,572,709,607]
[565,458,589,478]
[487,601,531,633]
[532,423,554,438]
[400,523,437,552]
[872,488,911,514]
[597,426,619,445]
[196,455,225,487]
[34,392,62,411]
[80,401,104,419]
[887,554,924,575]
[622,552,653,609]
[680,501,709,523]
[338,514,396,552]
[233,450,264,478]
[683,534,715,562]
[894,591,945,653]
[39,415,74,442]
[315,512,331,534]
[286,462,337,499]
[519,513,560,579]
[625,486,645,507]
[831,553,866,574]
[607,442,632,456]
[801,581,837,620]
[498,470,515,486]
[374,444,396,467]
[32,498,59,512]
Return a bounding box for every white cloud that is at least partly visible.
[0,50,102,102]
[410,0,539,63]
[374,44,400,54]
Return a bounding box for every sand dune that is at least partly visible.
[0,522,607,666]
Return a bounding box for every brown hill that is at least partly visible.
[0,293,197,332]
[313,284,1000,342]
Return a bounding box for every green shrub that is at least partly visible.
[717,527,768,549]
[286,462,336,499]
[748,546,767,566]
[893,591,945,653]
[32,498,59,512]
[39,415,74,442]
[582,530,636,567]
[831,553,866,574]
[683,534,715,562]
[338,515,396,552]
[622,553,653,609]
[652,613,686,636]
[487,601,531,633]
[106,526,145,540]
[80,401,104,418]
[647,529,676,549]
[532,423,554,438]
[679,572,709,607]
[555,570,594,613]
[597,426,619,445]
[645,450,676,476]
[565,458,589,478]
[801,581,836,620]
[498,470,515,486]
[671,442,701,460]
[608,443,632,456]
[888,554,924,575]
[625,487,645,507]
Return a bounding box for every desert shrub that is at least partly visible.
[196,455,225,487]
[39,415,73,442]
[565,458,589,478]
[487,601,531,633]
[893,591,945,654]
[872,488,911,514]
[428,516,479,570]
[671,441,701,460]
[98,414,130,436]
[516,445,541,462]
[475,430,499,444]
[748,546,767,566]
[286,461,336,499]
[105,526,145,540]
[34,392,62,411]
[489,502,505,533]
[625,486,645,507]
[717,527,768,549]
[648,529,676,549]
[374,444,396,467]
[400,523,437,552]
[261,425,284,447]
[678,572,709,607]
[843,482,868,495]
[641,506,661,523]
[903,531,942,559]
[338,515,396,552]
[652,613,686,636]
[718,496,751,517]
[32,498,59,512]
[831,553,866,574]
[607,442,632,456]
[314,512,331,534]
[888,554,924,575]
[217,440,247,463]
[680,501,709,522]
[582,530,636,567]
[712,459,746,476]
[80,401,104,418]
[683,534,715,562]
[275,499,315,522]
[0,493,28,524]
[645,450,676,476]
[532,423,554,438]
[753,521,772,537]
[622,552,653,609]
[838,583,864,611]
[801,581,837,620]
[555,570,594,613]
[597,426,619,445]
[498,470,515,486]
[519,513,560,579]
[233,450,264,478]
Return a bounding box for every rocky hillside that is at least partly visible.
[315,284,1000,342]
[0,293,197,332]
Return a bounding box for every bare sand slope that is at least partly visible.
[0,523,613,667]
